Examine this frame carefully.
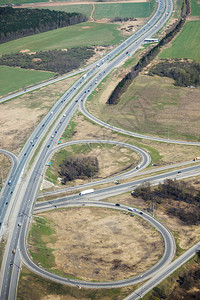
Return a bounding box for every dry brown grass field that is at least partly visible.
[31,207,163,281]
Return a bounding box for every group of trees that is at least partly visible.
[0,7,88,43]
[107,0,190,105]
[150,265,200,300]
[149,59,200,87]
[0,47,95,74]
[133,179,200,225]
[59,156,99,184]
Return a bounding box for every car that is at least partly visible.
[63,114,66,117]
[178,171,181,174]
[47,145,50,148]
[18,223,22,227]
[6,202,8,205]
[139,212,143,215]
[128,208,132,212]
[12,249,16,254]
[115,203,120,206]
[51,135,54,138]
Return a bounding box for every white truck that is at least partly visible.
[79,189,94,196]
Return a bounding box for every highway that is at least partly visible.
[1,0,196,298]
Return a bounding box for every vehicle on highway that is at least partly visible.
[8,180,12,185]
[79,188,94,196]
[12,249,16,254]
[115,203,120,206]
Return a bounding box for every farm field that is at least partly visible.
[93,2,154,19]
[189,0,200,16]
[86,73,200,142]
[39,2,155,19]
[0,66,55,97]
[159,20,200,61]
[37,4,93,17]
[0,22,123,55]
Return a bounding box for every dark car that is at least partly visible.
[115,203,120,206]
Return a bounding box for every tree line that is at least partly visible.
[0,7,88,44]
[107,0,190,105]
[133,179,200,225]
[59,156,99,184]
[0,47,94,74]
[149,59,200,87]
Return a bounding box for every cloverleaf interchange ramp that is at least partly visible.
[2,0,199,299]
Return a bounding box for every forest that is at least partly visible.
[149,59,200,87]
[133,179,200,225]
[0,7,87,43]
[0,47,95,74]
[59,156,99,184]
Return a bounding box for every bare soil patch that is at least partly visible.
[116,19,146,36]
[0,74,80,153]
[38,207,163,281]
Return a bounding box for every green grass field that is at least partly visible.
[37,4,93,18]
[0,22,123,55]
[159,21,200,61]
[93,2,154,19]
[190,0,200,16]
[0,66,55,96]
[42,2,155,19]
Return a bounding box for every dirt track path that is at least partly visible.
[90,3,95,21]
[14,0,148,8]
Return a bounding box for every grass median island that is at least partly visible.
[28,216,56,269]
[28,207,163,282]
[45,142,139,186]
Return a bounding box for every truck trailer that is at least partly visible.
[79,189,94,196]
